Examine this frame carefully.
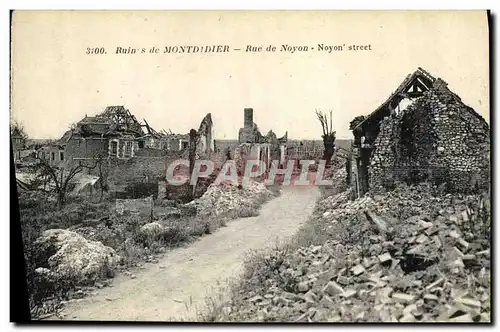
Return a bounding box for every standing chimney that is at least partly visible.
[244,108,253,129]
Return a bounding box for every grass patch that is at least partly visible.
[19,182,280,318]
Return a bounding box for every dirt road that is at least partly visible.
[57,186,320,322]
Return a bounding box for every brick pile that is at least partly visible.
[213,182,490,322]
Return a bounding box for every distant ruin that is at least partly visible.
[350,68,490,197]
[12,106,216,200]
[237,108,288,169]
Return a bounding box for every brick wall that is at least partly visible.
[65,136,109,160]
[108,156,167,197]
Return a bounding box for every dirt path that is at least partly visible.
[56,186,320,322]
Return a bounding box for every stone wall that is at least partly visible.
[368,115,402,192]
[115,195,154,220]
[107,156,173,198]
[65,137,109,162]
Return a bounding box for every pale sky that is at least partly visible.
[11,10,489,140]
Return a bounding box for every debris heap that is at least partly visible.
[188,180,274,218]
[215,183,490,322]
[33,229,121,286]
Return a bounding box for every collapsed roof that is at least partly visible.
[72,106,163,140]
[353,67,437,134]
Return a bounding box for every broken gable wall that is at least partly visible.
[368,82,490,193]
[425,83,490,191]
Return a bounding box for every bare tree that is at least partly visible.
[32,156,102,208]
[315,109,336,164]
[10,120,29,139]
[95,156,108,202]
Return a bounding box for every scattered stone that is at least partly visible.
[448,313,473,322]
[337,275,350,285]
[462,254,476,262]
[418,220,433,229]
[425,226,439,236]
[298,281,310,293]
[303,291,317,304]
[378,253,392,264]
[425,277,444,291]
[351,264,365,276]
[392,293,415,304]
[457,238,470,251]
[454,297,481,309]
[272,296,290,307]
[476,249,490,257]
[323,281,345,296]
[423,294,439,302]
[390,259,400,270]
[248,295,263,303]
[415,234,429,244]
[311,245,322,254]
[341,289,357,299]
[433,235,442,248]
[399,314,416,322]
[479,313,491,322]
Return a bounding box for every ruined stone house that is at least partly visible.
[350,67,490,197]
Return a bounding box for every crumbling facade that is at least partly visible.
[36,144,65,167]
[162,134,190,152]
[351,68,490,197]
[195,113,215,158]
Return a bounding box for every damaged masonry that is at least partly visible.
[349,67,490,198]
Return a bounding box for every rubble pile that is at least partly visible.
[33,229,121,285]
[215,183,490,322]
[187,180,274,218]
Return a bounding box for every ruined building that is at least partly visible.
[237,108,288,168]
[195,113,215,158]
[63,106,163,164]
[350,68,490,197]
[162,134,190,152]
[11,126,27,162]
